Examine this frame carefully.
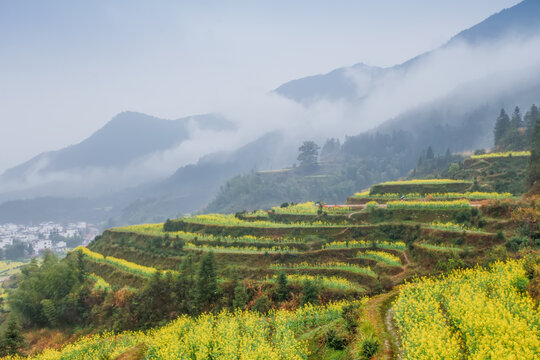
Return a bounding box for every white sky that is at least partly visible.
[0,0,521,172]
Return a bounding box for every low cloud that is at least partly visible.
[2,34,540,200]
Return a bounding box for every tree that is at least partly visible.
[275,272,289,302]
[0,317,23,356]
[297,141,320,170]
[232,282,248,309]
[9,252,86,327]
[525,104,540,141]
[253,295,271,313]
[3,241,31,260]
[320,138,341,162]
[511,106,522,128]
[426,146,435,160]
[527,113,540,192]
[445,148,451,159]
[494,108,511,148]
[173,255,196,315]
[195,252,218,310]
[300,279,319,305]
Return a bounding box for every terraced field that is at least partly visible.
[84,180,510,300]
[22,175,531,360]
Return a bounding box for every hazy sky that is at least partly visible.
[0,0,521,172]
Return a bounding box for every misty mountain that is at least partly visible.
[275,0,540,105]
[1,111,234,180]
[449,0,540,44]
[115,131,296,224]
[0,131,296,225]
[274,63,384,104]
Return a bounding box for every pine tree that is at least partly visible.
[276,272,289,302]
[525,104,540,142]
[511,106,522,128]
[445,148,451,159]
[494,108,511,148]
[426,146,435,160]
[301,279,319,305]
[232,283,248,309]
[0,317,23,356]
[173,256,196,315]
[195,252,218,310]
[527,115,540,192]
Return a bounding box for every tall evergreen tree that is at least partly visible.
[275,272,289,302]
[525,104,540,142]
[300,279,319,305]
[426,146,435,160]
[527,114,540,192]
[195,252,218,310]
[232,283,248,309]
[174,255,196,315]
[494,108,511,148]
[0,317,23,356]
[511,106,522,128]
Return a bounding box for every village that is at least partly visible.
[0,221,100,256]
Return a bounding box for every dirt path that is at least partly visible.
[363,290,400,360]
[385,307,402,360]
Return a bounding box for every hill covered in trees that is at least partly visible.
[206,104,539,214]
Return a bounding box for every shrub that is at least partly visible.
[505,236,529,252]
[366,201,378,210]
[325,328,346,350]
[360,336,379,359]
[341,304,358,333]
[252,295,271,314]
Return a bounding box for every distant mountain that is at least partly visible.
[449,0,540,44]
[0,131,295,225]
[274,63,383,104]
[275,0,540,104]
[2,111,234,181]
[115,131,295,225]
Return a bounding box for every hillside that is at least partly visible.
[3,150,538,359]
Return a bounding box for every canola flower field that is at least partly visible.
[76,247,174,278]
[272,202,353,215]
[183,242,300,254]
[470,151,531,159]
[386,199,471,210]
[113,224,304,244]
[322,240,407,251]
[357,250,401,267]
[2,300,365,360]
[352,191,512,200]
[88,273,112,292]
[429,221,481,232]
[416,242,464,252]
[270,262,376,277]
[181,214,349,228]
[375,179,471,186]
[267,274,363,291]
[393,260,539,360]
